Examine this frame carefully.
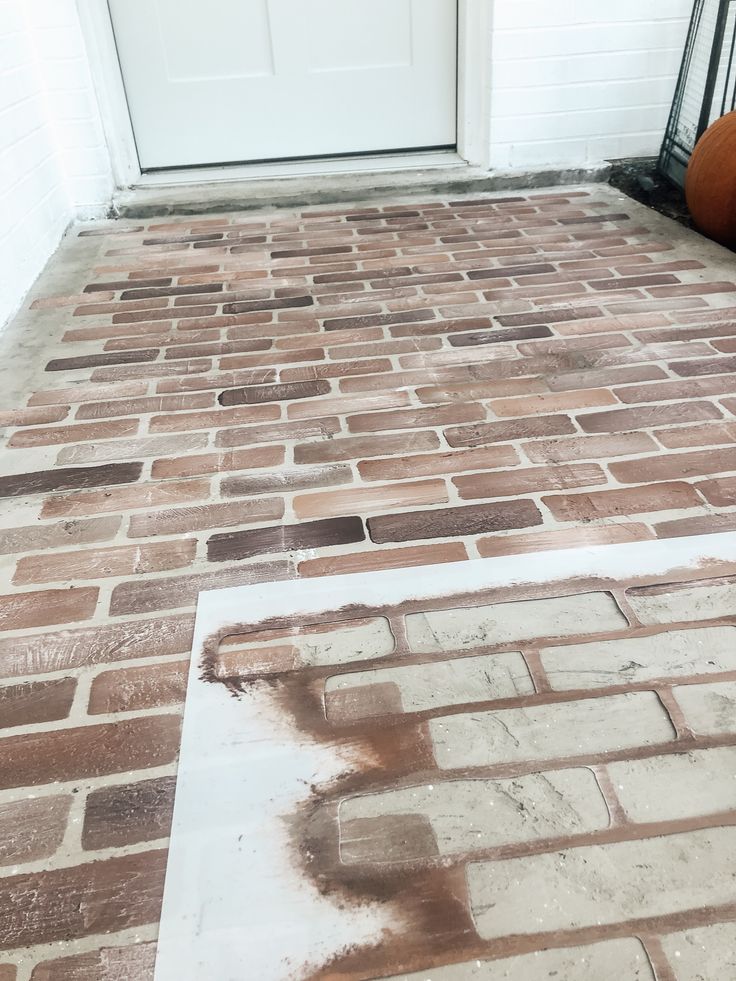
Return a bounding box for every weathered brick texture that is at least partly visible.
[2,188,736,972]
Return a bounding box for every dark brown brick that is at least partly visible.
[347,210,420,221]
[449,325,553,346]
[0,850,166,950]
[0,462,142,499]
[208,516,365,562]
[0,678,76,730]
[558,212,630,224]
[271,245,353,258]
[445,415,575,448]
[0,715,181,790]
[494,307,603,327]
[219,380,330,406]
[222,295,313,315]
[120,282,223,301]
[84,278,172,293]
[368,500,542,544]
[448,196,524,206]
[83,776,176,850]
[46,350,157,372]
[467,263,555,281]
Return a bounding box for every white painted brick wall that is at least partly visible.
[489,0,693,170]
[0,0,112,329]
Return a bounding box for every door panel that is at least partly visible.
[108,0,458,169]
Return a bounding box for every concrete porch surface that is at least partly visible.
[0,183,735,977]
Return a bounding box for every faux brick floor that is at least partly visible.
[1,185,736,977]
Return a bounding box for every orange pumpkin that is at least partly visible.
[685,110,736,248]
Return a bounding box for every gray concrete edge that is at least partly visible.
[112,163,614,218]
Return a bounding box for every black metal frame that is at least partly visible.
[659,0,736,187]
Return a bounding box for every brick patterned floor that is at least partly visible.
[1,185,736,977]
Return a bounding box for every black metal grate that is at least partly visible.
[659,0,736,187]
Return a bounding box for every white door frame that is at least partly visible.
[76,0,493,188]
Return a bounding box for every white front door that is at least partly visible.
[108,0,458,170]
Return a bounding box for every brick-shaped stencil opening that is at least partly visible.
[324,650,534,724]
[405,592,627,653]
[338,768,609,865]
[213,615,395,680]
[626,575,736,625]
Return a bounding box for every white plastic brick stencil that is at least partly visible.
[154,533,736,980]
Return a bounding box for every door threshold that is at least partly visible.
[134,150,465,188]
[113,162,613,219]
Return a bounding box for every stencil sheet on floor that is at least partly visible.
[155,533,736,981]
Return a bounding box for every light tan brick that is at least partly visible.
[673,680,736,736]
[325,651,533,722]
[391,939,653,980]
[541,627,736,690]
[430,692,674,769]
[661,922,736,981]
[627,578,736,624]
[339,767,608,860]
[467,827,736,939]
[216,616,394,679]
[406,592,626,653]
[609,747,736,823]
